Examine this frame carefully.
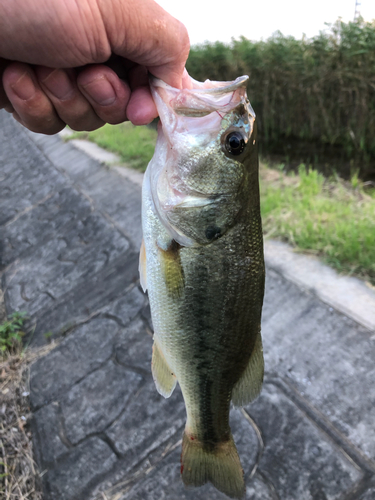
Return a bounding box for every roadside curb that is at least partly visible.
[264,240,375,332]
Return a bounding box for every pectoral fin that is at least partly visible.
[232,332,264,407]
[158,240,184,298]
[152,340,177,398]
[139,239,147,292]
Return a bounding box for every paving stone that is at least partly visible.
[262,267,375,462]
[114,317,153,371]
[61,360,143,444]
[358,480,375,500]
[102,189,143,250]
[0,117,66,225]
[43,437,117,500]
[3,213,130,317]
[140,297,153,331]
[29,132,143,248]
[78,168,143,249]
[27,130,142,249]
[244,473,275,499]
[106,381,185,462]
[30,318,119,409]
[0,187,92,268]
[27,249,139,345]
[25,129,104,182]
[32,402,70,465]
[264,239,375,332]
[244,382,363,500]
[103,286,146,327]
[228,408,260,478]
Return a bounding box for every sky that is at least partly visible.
[155,0,375,45]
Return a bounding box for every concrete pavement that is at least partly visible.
[1,110,375,500]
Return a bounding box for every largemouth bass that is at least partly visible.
[140,75,265,499]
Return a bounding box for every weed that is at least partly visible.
[350,169,360,189]
[0,312,26,356]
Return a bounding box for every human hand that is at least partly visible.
[0,0,190,134]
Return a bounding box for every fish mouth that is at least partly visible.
[150,75,253,118]
[150,75,249,95]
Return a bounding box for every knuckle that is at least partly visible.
[18,102,64,134]
[70,122,103,132]
[101,115,125,126]
[64,108,104,132]
[105,113,126,125]
[25,120,64,135]
[178,22,190,55]
[91,103,126,125]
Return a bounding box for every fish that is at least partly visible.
[139,74,265,499]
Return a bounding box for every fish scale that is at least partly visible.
[140,75,265,499]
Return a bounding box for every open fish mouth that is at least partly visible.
[150,75,254,118]
[151,74,248,92]
[150,75,249,95]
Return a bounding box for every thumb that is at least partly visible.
[98,0,190,88]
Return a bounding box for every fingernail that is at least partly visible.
[40,69,74,100]
[82,77,116,106]
[11,72,36,100]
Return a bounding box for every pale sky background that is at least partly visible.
[155,0,375,45]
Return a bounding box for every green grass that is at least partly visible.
[260,165,375,285]
[72,123,375,285]
[0,312,26,356]
[70,122,157,171]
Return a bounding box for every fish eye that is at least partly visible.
[224,131,246,156]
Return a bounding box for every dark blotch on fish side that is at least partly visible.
[205,226,222,241]
[167,239,182,253]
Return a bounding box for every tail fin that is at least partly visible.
[181,432,245,499]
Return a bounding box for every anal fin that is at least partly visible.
[152,340,177,398]
[232,331,264,407]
